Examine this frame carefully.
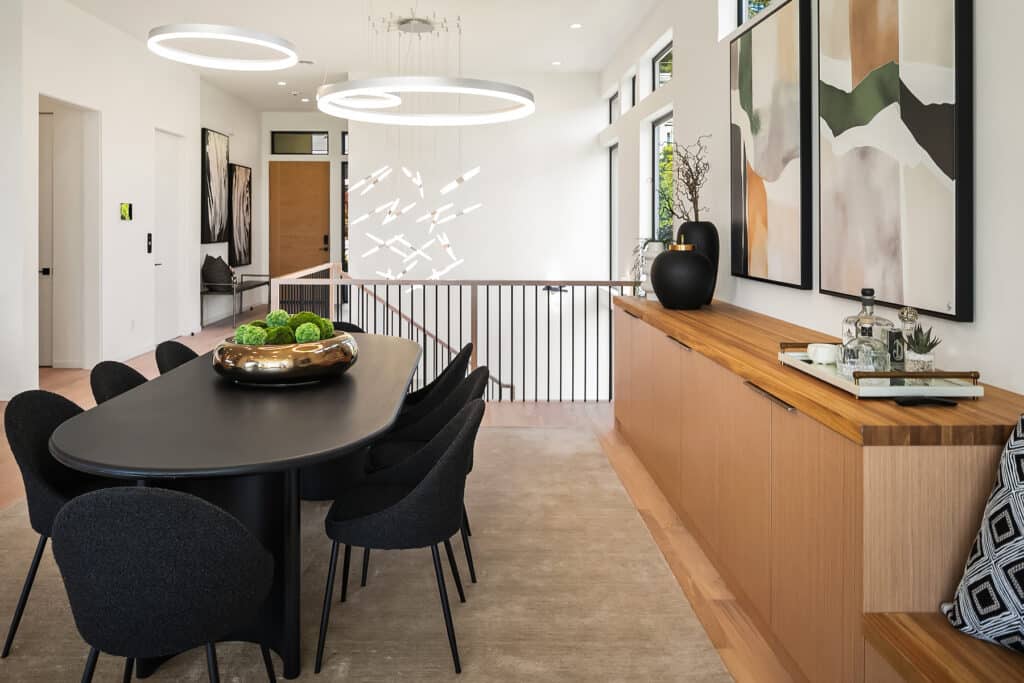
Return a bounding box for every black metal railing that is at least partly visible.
[272,268,638,402]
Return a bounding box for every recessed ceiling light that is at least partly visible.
[277,81,287,86]
[552,61,562,66]
[570,23,583,29]
[301,97,310,102]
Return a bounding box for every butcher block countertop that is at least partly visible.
[615,297,1024,447]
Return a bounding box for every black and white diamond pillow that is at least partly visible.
[942,416,1024,653]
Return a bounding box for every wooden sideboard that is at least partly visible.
[613,297,1024,683]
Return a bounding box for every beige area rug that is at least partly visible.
[0,427,730,681]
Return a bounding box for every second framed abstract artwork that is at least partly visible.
[818,0,973,321]
[730,0,813,290]
[228,163,252,267]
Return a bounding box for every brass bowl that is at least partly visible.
[212,332,359,385]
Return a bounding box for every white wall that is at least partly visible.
[201,80,264,324]
[602,0,1024,394]
[260,111,349,269]
[348,73,608,281]
[0,0,261,399]
[19,0,201,374]
[0,0,32,399]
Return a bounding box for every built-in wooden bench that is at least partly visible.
[864,612,1024,682]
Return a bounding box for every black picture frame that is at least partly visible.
[728,0,813,290]
[228,163,252,267]
[817,0,974,321]
[201,128,229,244]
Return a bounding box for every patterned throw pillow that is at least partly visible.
[942,417,1024,652]
[202,255,234,293]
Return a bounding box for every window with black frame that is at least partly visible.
[652,114,674,240]
[270,131,328,155]
[653,43,673,89]
[631,74,638,107]
[609,92,620,124]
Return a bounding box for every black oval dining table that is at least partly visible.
[49,334,421,680]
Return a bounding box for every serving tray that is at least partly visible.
[778,344,984,400]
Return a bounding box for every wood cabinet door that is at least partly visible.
[771,405,859,683]
[630,320,657,470]
[717,377,773,625]
[678,352,724,551]
[613,308,633,436]
[649,332,685,510]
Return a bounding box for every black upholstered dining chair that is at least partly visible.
[360,367,489,586]
[89,360,147,404]
[332,321,366,334]
[51,487,277,683]
[155,340,198,375]
[1,391,120,659]
[315,400,486,675]
[394,343,473,430]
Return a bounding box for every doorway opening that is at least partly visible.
[37,95,101,373]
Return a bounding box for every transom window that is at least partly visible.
[742,0,774,22]
[652,114,675,240]
[271,131,329,155]
[609,92,620,124]
[653,43,673,90]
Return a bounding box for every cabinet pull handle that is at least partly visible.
[667,336,692,351]
[744,381,797,413]
[624,310,641,320]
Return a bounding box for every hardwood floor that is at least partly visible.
[0,316,793,682]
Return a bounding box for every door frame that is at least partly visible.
[35,94,103,371]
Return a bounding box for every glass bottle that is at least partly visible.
[839,319,892,383]
[841,288,896,351]
[892,307,920,371]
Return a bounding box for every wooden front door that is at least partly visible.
[269,161,330,277]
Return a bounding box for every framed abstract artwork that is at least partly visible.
[818,0,974,321]
[201,128,229,244]
[228,163,252,267]
[730,0,813,290]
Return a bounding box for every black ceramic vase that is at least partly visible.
[650,245,715,311]
[676,221,719,305]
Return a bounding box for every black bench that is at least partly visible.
[200,274,270,327]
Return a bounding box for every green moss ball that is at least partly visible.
[315,316,334,340]
[288,311,321,332]
[294,322,321,343]
[235,324,267,346]
[264,326,296,345]
[266,309,290,328]
[249,320,268,329]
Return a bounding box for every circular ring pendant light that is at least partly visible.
[317,76,536,127]
[147,24,298,71]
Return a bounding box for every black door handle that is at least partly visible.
[39,267,51,276]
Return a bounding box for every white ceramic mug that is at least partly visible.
[807,343,839,365]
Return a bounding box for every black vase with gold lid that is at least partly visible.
[650,243,715,311]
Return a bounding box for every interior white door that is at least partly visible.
[154,129,182,343]
[38,113,54,367]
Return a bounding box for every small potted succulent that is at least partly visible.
[904,325,941,377]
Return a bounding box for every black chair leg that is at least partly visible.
[460,517,477,584]
[2,534,48,658]
[315,541,339,674]
[122,657,134,683]
[206,643,220,683]
[431,545,461,674]
[360,547,370,587]
[339,544,351,603]
[463,505,472,537]
[260,645,276,682]
[81,647,100,683]
[443,539,466,603]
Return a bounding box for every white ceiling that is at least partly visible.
[68,0,659,111]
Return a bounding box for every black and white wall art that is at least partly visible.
[228,163,252,267]
[201,128,229,244]
[818,0,974,320]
